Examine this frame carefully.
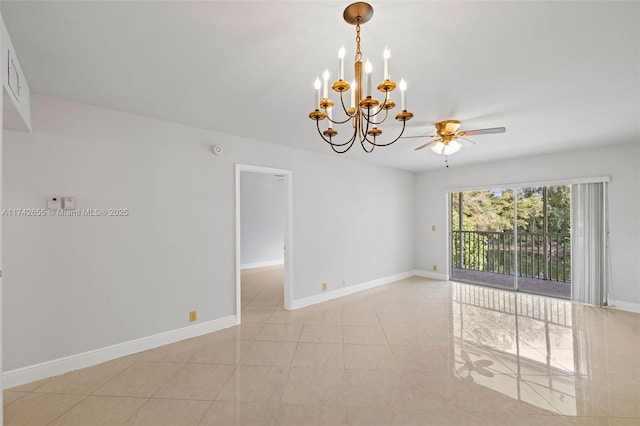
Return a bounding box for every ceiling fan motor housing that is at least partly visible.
[436,120,462,137]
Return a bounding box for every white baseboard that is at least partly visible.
[2,315,238,389]
[291,271,416,310]
[608,300,640,313]
[413,270,449,281]
[240,259,284,270]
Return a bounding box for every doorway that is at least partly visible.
[235,164,293,324]
[450,185,571,299]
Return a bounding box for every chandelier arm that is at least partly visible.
[363,107,372,134]
[338,91,357,118]
[325,112,356,126]
[366,119,408,147]
[323,93,357,126]
[338,91,349,115]
[375,91,395,114]
[356,110,371,147]
[330,138,357,154]
[360,133,378,150]
[359,135,376,153]
[329,127,359,153]
[365,108,389,126]
[362,108,382,121]
[378,109,390,125]
[357,110,378,153]
[315,119,359,148]
[326,117,357,126]
[377,93,390,110]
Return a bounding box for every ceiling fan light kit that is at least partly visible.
[431,139,463,156]
[403,119,507,167]
[431,120,464,155]
[308,2,413,153]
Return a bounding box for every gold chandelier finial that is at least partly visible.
[308,2,413,153]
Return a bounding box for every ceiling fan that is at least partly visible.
[402,119,506,160]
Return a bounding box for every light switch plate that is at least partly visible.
[62,196,76,210]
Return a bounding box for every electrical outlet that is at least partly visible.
[322,282,327,291]
[189,311,197,322]
[432,265,438,272]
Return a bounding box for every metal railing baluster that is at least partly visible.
[451,230,571,283]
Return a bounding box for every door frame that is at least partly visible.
[235,164,294,324]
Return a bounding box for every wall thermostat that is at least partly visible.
[212,145,223,156]
[47,196,62,210]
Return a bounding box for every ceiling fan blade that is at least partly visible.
[401,134,438,140]
[414,140,439,151]
[459,127,506,136]
[459,137,476,146]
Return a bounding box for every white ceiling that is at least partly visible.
[2,1,639,172]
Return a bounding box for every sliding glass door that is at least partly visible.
[451,185,571,299]
[451,188,516,291]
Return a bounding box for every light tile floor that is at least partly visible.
[4,265,640,425]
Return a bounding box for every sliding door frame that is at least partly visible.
[447,176,610,298]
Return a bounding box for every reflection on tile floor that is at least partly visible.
[4,265,640,425]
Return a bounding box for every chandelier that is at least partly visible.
[308,2,413,153]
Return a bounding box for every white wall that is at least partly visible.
[240,172,285,268]
[415,142,640,309]
[2,95,416,371]
[290,148,416,299]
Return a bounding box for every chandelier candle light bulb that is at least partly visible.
[383,48,390,80]
[314,77,321,108]
[400,79,407,111]
[322,69,330,99]
[365,59,372,97]
[338,46,346,80]
[308,1,413,153]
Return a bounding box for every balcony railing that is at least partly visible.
[452,230,571,283]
